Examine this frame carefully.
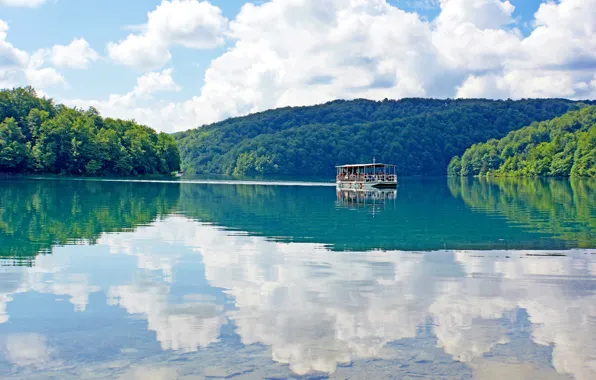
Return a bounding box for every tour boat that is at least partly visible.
[335,162,397,190]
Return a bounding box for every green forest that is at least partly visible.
[448,106,596,177]
[0,87,180,176]
[174,98,592,177]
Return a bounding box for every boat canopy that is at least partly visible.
[336,163,396,168]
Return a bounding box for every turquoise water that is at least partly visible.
[0,177,595,379]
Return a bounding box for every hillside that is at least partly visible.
[448,106,596,177]
[0,87,180,176]
[174,98,592,177]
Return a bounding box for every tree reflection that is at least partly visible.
[448,177,596,247]
[0,178,180,264]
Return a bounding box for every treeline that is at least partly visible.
[175,98,591,176]
[0,87,180,176]
[448,106,596,177]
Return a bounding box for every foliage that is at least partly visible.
[174,98,592,176]
[0,87,180,176]
[449,106,596,177]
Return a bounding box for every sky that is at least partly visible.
[0,0,595,133]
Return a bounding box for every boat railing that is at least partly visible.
[337,174,397,182]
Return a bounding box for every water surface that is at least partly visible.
[0,177,594,379]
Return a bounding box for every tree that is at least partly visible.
[0,87,182,177]
[0,118,31,172]
[453,106,596,177]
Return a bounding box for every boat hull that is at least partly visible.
[336,181,397,190]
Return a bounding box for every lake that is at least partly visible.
[0,177,595,379]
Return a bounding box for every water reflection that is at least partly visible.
[0,334,57,368]
[0,178,595,379]
[336,188,397,213]
[2,177,594,264]
[2,216,593,378]
[449,177,596,247]
[0,178,179,262]
[178,180,588,251]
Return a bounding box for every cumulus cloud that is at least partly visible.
[0,19,28,87]
[50,38,100,69]
[24,49,65,88]
[0,0,47,7]
[65,68,181,131]
[107,0,228,70]
[0,20,65,88]
[81,0,595,132]
[7,0,594,132]
[134,68,181,96]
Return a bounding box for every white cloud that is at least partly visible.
[107,34,171,71]
[0,19,28,87]
[134,68,181,96]
[107,0,228,70]
[1,20,65,88]
[41,0,596,131]
[50,38,100,69]
[25,49,65,88]
[65,68,181,130]
[25,66,65,88]
[436,0,515,30]
[0,0,47,7]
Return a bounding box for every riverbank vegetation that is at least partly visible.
[0,87,180,176]
[448,106,596,177]
[175,98,590,176]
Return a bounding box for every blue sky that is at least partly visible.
[1,0,594,132]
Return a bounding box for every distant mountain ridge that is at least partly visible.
[174,98,593,177]
[448,106,596,177]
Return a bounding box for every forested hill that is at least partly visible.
[0,87,180,176]
[174,98,592,177]
[448,106,596,177]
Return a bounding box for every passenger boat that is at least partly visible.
[335,162,397,190]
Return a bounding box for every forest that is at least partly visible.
[174,98,593,177]
[0,87,180,176]
[448,106,596,177]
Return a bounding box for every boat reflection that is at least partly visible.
[336,187,397,212]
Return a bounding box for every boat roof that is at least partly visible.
[336,163,396,168]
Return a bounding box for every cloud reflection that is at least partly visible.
[96,216,596,379]
[107,282,225,352]
[1,334,56,368]
[3,216,595,379]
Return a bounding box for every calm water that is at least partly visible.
[0,177,595,379]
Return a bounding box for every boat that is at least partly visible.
[335,161,397,190]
